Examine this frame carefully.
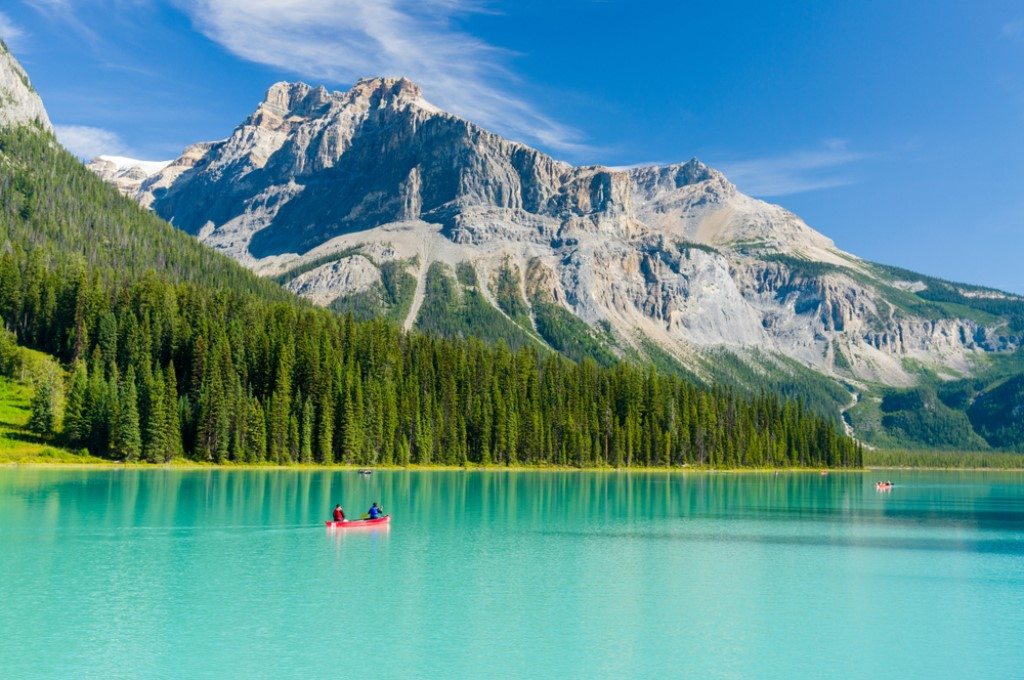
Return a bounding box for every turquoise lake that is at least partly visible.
[1,469,1023,678]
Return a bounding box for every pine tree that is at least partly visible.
[112,367,141,461]
[28,375,59,436]
[316,391,334,464]
[245,396,267,462]
[96,312,117,371]
[63,360,90,446]
[300,396,313,463]
[342,371,365,463]
[143,368,166,462]
[287,413,300,462]
[163,363,183,461]
[268,353,292,462]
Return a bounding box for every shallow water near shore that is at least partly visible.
[1,469,1022,678]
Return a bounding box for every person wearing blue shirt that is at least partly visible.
[367,502,383,519]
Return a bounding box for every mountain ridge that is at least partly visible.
[83,74,1024,449]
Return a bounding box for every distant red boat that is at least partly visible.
[325,515,391,528]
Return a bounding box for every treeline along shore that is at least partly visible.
[0,127,861,470]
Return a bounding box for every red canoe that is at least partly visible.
[325,515,391,528]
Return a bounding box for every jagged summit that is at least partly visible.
[351,76,424,99]
[133,75,832,260]
[628,158,718,187]
[257,82,329,117]
[0,42,52,131]
[256,77,435,122]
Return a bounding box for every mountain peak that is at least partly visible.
[628,157,725,191]
[352,76,422,99]
[259,81,330,117]
[0,42,52,132]
[348,76,440,114]
[256,76,435,124]
[137,73,839,263]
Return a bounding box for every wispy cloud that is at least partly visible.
[716,140,872,197]
[25,0,102,46]
[54,124,130,160]
[0,11,24,46]
[1002,19,1024,39]
[179,0,588,154]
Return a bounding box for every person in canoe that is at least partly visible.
[367,502,384,519]
[332,505,346,522]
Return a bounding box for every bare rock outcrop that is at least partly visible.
[0,42,51,131]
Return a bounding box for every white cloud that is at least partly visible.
[0,11,24,45]
[179,0,587,154]
[716,141,871,197]
[1003,19,1024,39]
[54,124,129,159]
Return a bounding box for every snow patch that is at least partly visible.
[96,155,173,175]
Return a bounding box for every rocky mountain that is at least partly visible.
[0,41,50,131]
[85,155,171,196]
[93,76,1024,448]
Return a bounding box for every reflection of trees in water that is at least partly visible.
[365,470,871,527]
[4,470,1021,535]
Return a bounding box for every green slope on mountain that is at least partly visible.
[415,262,542,350]
[968,374,1024,450]
[697,349,854,424]
[329,259,417,323]
[871,263,1024,334]
[844,349,1024,452]
[734,256,1024,450]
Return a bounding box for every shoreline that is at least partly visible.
[2,459,1021,473]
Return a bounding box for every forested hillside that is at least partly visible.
[0,127,289,299]
[0,126,861,468]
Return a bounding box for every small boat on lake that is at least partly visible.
[357,469,373,475]
[325,515,390,528]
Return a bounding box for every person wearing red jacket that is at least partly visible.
[332,505,345,522]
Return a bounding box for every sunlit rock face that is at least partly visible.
[91,76,1021,389]
[0,42,51,131]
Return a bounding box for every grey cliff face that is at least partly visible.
[93,76,1020,390]
[142,77,578,259]
[0,42,52,132]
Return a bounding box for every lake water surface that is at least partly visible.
[1,469,1023,678]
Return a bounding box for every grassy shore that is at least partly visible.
[6,451,1023,472]
[0,378,108,465]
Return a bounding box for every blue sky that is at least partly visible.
[2,1,1022,292]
